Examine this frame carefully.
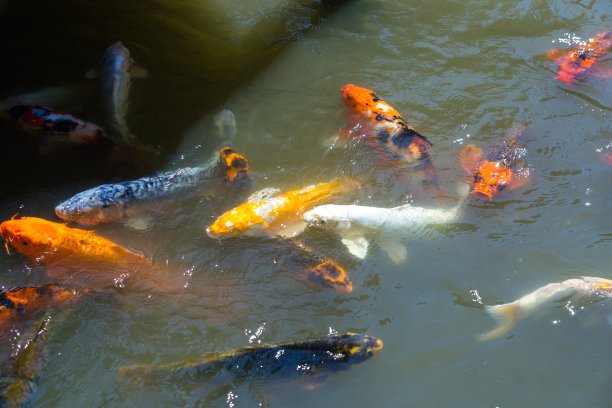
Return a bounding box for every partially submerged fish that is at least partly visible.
[302,186,466,262]
[288,242,353,293]
[0,217,150,288]
[55,147,250,225]
[482,276,612,341]
[0,284,81,327]
[206,178,359,239]
[99,42,147,144]
[340,84,432,164]
[460,126,530,201]
[119,332,382,385]
[547,31,612,85]
[0,316,49,408]
[2,105,106,146]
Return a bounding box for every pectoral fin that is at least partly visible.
[546,49,564,61]
[275,222,307,239]
[247,187,281,203]
[380,239,408,265]
[341,236,369,259]
[460,144,483,175]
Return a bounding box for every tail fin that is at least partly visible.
[581,276,612,290]
[481,302,520,341]
[214,109,237,141]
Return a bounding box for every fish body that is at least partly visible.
[460,127,529,201]
[340,84,432,163]
[55,147,250,225]
[0,317,49,408]
[0,217,148,279]
[120,333,382,383]
[482,276,612,341]
[303,190,465,262]
[206,178,358,239]
[100,42,145,144]
[5,105,105,145]
[547,31,612,85]
[0,284,80,326]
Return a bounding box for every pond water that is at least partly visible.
[0,0,611,406]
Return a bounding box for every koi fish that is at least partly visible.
[0,217,150,288]
[460,126,530,201]
[0,284,81,326]
[288,241,353,293]
[2,105,106,146]
[0,316,50,408]
[547,31,612,85]
[55,147,250,225]
[206,178,359,239]
[340,84,432,164]
[303,185,466,263]
[98,42,147,144]
[482,276,612,341]
[119,332,382,386]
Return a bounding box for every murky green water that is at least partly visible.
[1,0,611,406]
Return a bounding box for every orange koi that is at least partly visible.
[0,217,150,288]
[460,127,530,201]
[547,31,612,85]
[340,84,432,163]
[206,178,359,239]
[0,284,81,325]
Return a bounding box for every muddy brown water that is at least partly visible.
[0,0,611,406]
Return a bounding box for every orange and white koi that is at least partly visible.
[482,276,612,341]
[206,178,359,239]
[340,84,432,164]
[460,127,530,201]
[0,217,150,288]
[0,284,81,326]
[547,31,612,85]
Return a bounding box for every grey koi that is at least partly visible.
[55,147,250,225]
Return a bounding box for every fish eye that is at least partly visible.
[22,241,28,246]
[320,219,327,225]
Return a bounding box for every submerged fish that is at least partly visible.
[288,242,353,293]
[206,178,359,239]
[2,105,106,146]
[99,42,147,144]
[119,332,382,385]
[0,316,49,408]
[482,276,612,341]
[547,31,612,85]
[55,147,250,225]
[340,84,432,164]
[0,217,150,288]
[302,186,466,262]
[0,284,81,327]
[460,126,530,201]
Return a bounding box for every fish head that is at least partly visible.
[341,84,378,116]
[219,147,251,184]
[471,161,514,201]
[305,260,353,293]
[328,333,383,363]
[0,217,61,260]
[303,205,350,230]
[55,186,126,225]
[206,202,265,239]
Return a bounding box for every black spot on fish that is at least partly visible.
[375,114,384,122]
[377,130,390,145]
[392,129,416,149]
[52,119,78,133]
[22,241,28,246]
[0,295,16,309]
[370,92,380,102]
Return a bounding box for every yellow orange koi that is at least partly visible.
[206,178,359,239]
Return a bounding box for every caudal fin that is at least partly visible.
[481,302,520,341]
[214,109,237,141]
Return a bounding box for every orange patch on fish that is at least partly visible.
[548,31,612,85]
[219,147,250,184]
[0,284,82,325]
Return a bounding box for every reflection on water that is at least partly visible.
[1,0,612,406]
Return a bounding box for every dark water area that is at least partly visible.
[1,0,611,406]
